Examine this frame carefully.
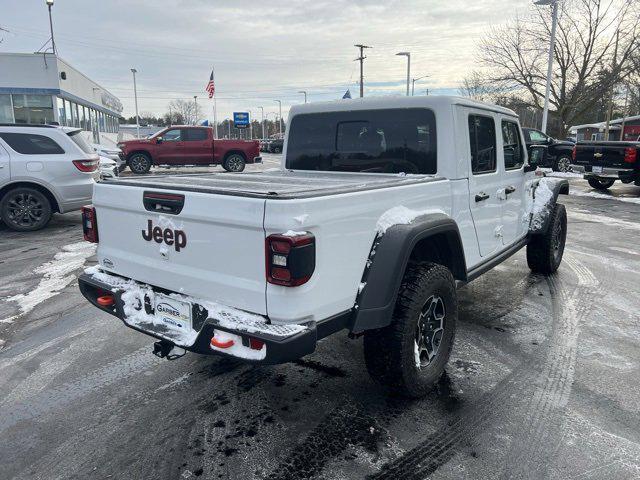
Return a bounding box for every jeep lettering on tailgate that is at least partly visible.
[142,220,187,251]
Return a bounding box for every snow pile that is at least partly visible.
[2,242,96,324]
[530,180,555,231]
[376,206,429,234]
[209,330,266,361]
[84,267,306,349]
[282,230,306,237]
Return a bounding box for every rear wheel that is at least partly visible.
[527,203,567,274]
[0,187,52,231]
[222,153,246,172]
[587,177,615,190]
[363,262,457,398]
[128,153,152,174]
[553,155,572,173]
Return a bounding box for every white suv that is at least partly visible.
[0,124,99,231]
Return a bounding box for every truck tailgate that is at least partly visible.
[574,142,637,169]
[92,183,267,315]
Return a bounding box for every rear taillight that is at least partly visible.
[73,159,99,172]
[572,145,577,161]
[624,147,637,164]
[266,232,315,286]
[82,205,98,243]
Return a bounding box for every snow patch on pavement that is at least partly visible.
[1,242,96,324]
[570,189,640,205]
[569,211,640,231]
[376,206,430,234]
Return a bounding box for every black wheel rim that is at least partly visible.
[6,192,44,228]
[552,216,566,263]
[227,155,243,172]
[130,155,147,173]
[415,295,445,369]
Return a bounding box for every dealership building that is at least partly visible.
[0,52,123,145]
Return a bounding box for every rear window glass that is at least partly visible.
[286,108,437,174]
[0,132,65,154]
[67,130,94,154]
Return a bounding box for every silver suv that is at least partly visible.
[0,124,99,231]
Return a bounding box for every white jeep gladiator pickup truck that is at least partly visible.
[78,96,568,398]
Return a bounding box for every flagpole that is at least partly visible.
[212,66,218,139]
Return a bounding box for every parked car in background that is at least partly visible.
[0,124,98,231]
[98,156,119,179]
[93,143,125,172]
[117,126,261,174]
[522,128,574,172]
[266,138,284,153]
[571,140,640,190]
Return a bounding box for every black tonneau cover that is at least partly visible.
[104,170,442,199]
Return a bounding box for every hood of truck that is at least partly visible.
[92,182,267,315]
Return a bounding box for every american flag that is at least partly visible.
[205,70,215,98]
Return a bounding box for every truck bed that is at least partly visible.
[106,170,441,199]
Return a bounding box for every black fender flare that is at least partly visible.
[350,213,467,333]
[529,178,569,235]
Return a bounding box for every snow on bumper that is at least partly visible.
[78,267,315,364]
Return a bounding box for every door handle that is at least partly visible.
[475,192,490,202]
[505,186,516,194]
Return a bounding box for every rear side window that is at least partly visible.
[501,121,524,170]
[286,108,437,174]
[0,132,65,154]
[67,130,94,154]
[185,129,208,141]
[468,115,496,174]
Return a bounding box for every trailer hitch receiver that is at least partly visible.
[152,340,185,360]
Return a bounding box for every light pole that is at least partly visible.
[247,110,253,139]
[274,100,282,136]
[535,0,559,134]
[45,0,56,55]
[193,95,198,125]
[396,52,411,96]
[411,75,429,96]
[130,68,140,138]
[258,106,265,139]
[298,91,307,103]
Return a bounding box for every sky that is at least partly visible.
[0,0,535,121]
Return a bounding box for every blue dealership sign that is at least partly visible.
[233,111,250,129]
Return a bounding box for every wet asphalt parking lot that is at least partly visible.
[1,156,639,480]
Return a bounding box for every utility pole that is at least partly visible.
[274,100,282,136]
[354,44,372,98]
[604,29,620,141]
[396,52,411,96]
[131,68,140,139]
[535,0,559,134]
[298,91,307,103]
[258,106,265,139]
[193,95,198,125]
[45,0,56,54]
[412,75,429,96]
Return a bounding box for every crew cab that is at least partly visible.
[79,96,568,398]
[522,128,575,172]
[571,140,640,190]
[117,126,261,174]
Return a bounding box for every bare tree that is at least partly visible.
[167,99,202,125]
[468,0,640,135]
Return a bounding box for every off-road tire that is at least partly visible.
[527,203,567,274]
[222,153,246,172]
[587,177,615,190]
[363,262,457,398]
[128,153,152,174]
[553,155,572,173]
[0,187,53,231]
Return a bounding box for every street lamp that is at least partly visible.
[298,91,307,103]
[45,0,56,55]
[274,100,282,136]
[396,52,411,96]
[130,68,140,139]
[258,106,265,139]
[535,0,559,134]
[411,75,429,96]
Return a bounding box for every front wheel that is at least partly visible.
[553,155,572,173]
[0,187,53,231]
[222,153,246,172]
[128,153,152,174]
[587,177,615,190]
[363,262,457,398]
[527,203,567,274]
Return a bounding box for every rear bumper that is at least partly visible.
[78,272,324,364]
[251,156,262,164]
[572,164,636,180]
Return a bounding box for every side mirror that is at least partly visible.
[525,145,547,172]
[156,137,163,144]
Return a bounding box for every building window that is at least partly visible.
[0,95,13,123]
[11,94,54,125]
[56,97,66,125]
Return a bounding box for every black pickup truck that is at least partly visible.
[571,141,640,190]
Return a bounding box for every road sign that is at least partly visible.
[233,112,250,129]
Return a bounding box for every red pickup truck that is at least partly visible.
[117,126,262,174]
